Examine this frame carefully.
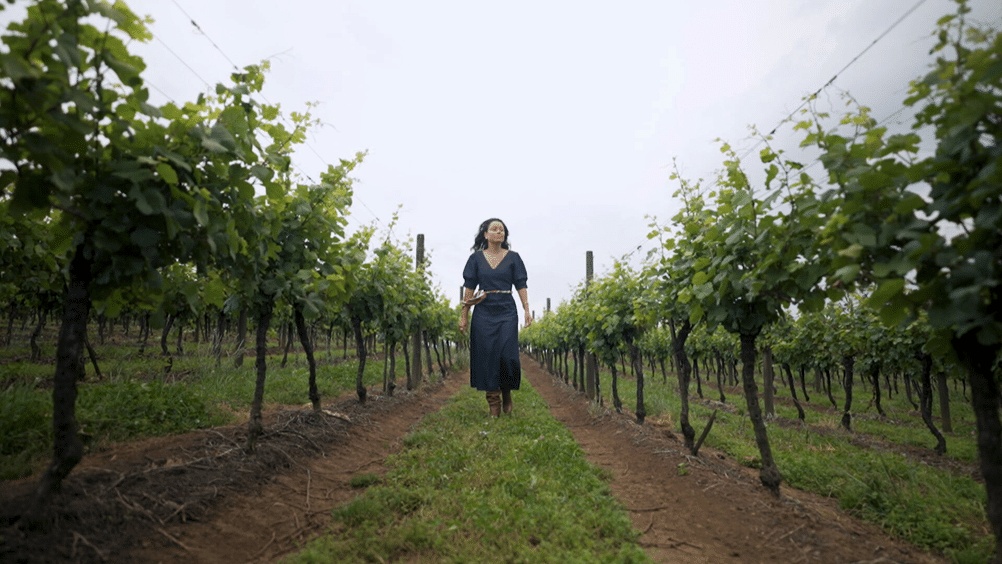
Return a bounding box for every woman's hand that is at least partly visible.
[459,316,468,333]
[524,311,533,327]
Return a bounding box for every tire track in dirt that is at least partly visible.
[522,355,948,564]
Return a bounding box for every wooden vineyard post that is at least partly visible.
[409,234,425,390]
[585,251,597,401]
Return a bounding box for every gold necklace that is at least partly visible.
[484,249,506,269]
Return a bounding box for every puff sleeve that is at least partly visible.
[512,252,528,290]
[462,253,479,290]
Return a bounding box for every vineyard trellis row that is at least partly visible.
[0,0,463,529]
[523,3,1002,561]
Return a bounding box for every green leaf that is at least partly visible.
[834,264,860,282]
[130,226,161,248]
[894,193,926,215]
[250,165,274,183]
[102,49,142,87]
[0,53,41,82]
[156,162,178,185]
[234,180,255,200]
[688,303,704,325]
[203,278,227,308]
[131,186,167,215]
[879,294,910,326]
[113,167,155,184]
[838,244,863,259]
[866,278,905,308]
[161,103,183,120]
[764,164,779,187]
[149,309,166,330]
[200,136,228,153]
[693,282,714,300]
[265,180,285,200]
[193,199,209,226]
[131,186,154,215]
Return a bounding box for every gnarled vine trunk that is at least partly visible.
[917,353,947,455]
[246,303,274,452]
[29,312,45,362]
[24,251,91,526]
[952,334,1002,564]
[782,363,805,422]
[352,315,367,404]
[160,313,175,357]
[628,340,645,424]
[739,332,781,497]
[798,364,810,403]
[869,363,885,417]
[610,363,621,413]
[670,318,696,452]
[937,370,953,433]
[294,306,320,413]
[385,340,397,396]
[840,356,854,431]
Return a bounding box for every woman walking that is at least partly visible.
[458,218,532,416]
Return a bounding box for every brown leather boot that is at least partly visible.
[486,390,501,417]
[501,389,513,415]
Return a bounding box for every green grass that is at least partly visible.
[563,360,989,564]
[0,337,452,480]
[0,383,50,479]
[0,359,53,387]
[284,383,652,564]
[76,378,229,442]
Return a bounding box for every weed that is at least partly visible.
[349,473,382,488]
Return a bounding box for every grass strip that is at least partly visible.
[0,348,406,480]
[285,382,652,564]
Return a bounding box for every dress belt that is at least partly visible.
[483,290,512,294]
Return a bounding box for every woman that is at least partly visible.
[459,218,532,417]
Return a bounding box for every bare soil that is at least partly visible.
[0,355,952,563]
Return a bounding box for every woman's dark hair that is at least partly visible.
[471,218,510,251]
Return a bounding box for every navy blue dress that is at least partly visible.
[463,250,528,392]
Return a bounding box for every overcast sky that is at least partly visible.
[4,0,1001,319]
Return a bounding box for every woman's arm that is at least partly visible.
[458,287,475,332]
[518,287,532,327]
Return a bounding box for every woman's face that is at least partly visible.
[485,221,506,245]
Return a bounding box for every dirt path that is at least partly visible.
[129,374,470,564]
[0,375,468,564]
[1,355,950,563]
[523,357,947,564]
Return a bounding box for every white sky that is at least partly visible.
[4,0,1001,319]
